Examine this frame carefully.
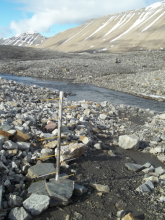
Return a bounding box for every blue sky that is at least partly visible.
[0,0,160,38]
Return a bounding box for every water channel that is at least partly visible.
[0,73,165,112]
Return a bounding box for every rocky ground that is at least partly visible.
[0,76,165,220]
[0,46,165,101]
[1,46,165,220]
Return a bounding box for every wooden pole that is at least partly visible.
[55,91,63,181]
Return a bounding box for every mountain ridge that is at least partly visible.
[0,31,47,47]
[37,1,165,53]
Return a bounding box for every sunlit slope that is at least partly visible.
[38,1,165,52]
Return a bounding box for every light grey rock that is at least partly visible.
[27,163,55,178]
[99,114,107,120]
[9,195,23,207]
[150,146,164,154]
[81,104,89,109]
[3,141,18,150]
[40,148,54,161]
[117,210,125,218]
[125,163,143,172]
[92,184,110,193]
[45,178,74,202]
[8,207,32,220]
[155,166,165,175]
[73,184,88,196]
[152,136,161,142]
[161,135,165,141]
[143,176,159,184]
[118,135,139,150]
[142,167,155,174]
[159,174,165,180]
[158,114,165,120]
[100,101,107,107]
[8,130,17,136]
[73,211,83,220]
[23,193,50,216]
[115,199,127,210]
[157,156,165,162]
[94,143,102,150]
[143,162,152,168]
[160,196,165,202]
[136,180,154,193]
[17,142,31,150]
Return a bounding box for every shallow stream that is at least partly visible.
[0,73,165,112]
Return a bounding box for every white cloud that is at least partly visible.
[10,0,160,34]
[0,26,12,38]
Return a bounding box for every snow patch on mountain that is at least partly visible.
[0,31,47,47]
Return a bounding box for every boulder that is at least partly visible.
[45,178,74,202]
[27,163,55,178]
[118,135,139,150]
[23,193,50,216]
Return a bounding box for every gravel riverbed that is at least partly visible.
[0,46,165,101]
[1,46,165,219]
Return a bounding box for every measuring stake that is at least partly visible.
[55,91,63,181]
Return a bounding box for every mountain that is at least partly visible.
[38,1,165,53]
[0,31,47,47]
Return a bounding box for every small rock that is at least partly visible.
[8,207,32,220]
[17,142,31,150]
[73,184,88,196]
[160,196,165,202]
[115,199,127,210]
[99,114,107,120]
[14,130,30,142]
[122,213,138,220]
[125,163,143,172]
[3,141,18,150]
[155,166,165,175]
[92,184,110,193]
[44,140,58,149]
[118,135,139,150]
[94,143,102,150]
[9,195,23,207]
[73,211,83,220]
[157,156,165,162]
[136,180,154,193]
[45,121,57,132]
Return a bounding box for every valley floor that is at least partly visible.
[0,46,165,102]
[1,46,165,219]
